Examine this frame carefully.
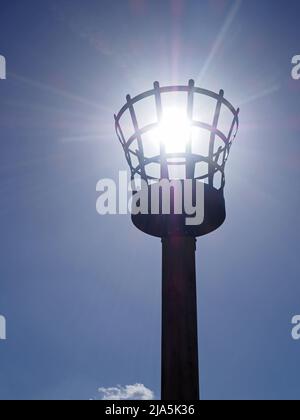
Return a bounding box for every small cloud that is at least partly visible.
[97,384,155,401]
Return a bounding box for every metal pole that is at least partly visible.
[161,236,200,401]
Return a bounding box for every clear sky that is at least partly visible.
[0,0,299,400]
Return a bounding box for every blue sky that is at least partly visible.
[0,0,299,400]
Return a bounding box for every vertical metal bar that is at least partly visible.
[186,79,195,179]
[208,90,224,186]
[127,95,147,181]
[114,114,132,172]
[226,108,240,152]
[154,81,169,180]
[223,108,239,178]
[161,236,200,401]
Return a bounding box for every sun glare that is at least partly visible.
[155,107,191,154]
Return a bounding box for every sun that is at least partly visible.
[155,107,191,154]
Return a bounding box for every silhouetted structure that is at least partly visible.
[115,80,239,400]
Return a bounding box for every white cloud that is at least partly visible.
[97,384,155,401]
